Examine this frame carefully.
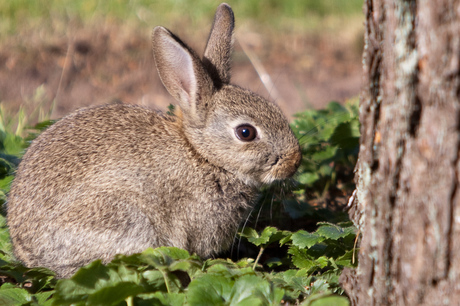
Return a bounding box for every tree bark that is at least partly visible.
[343,0,460,305]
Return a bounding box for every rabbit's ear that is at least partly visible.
[203,3,234,86]
[152,26,213,118]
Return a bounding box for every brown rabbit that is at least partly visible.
[7,3,301,278]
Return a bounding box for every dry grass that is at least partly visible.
[0,0,364,124]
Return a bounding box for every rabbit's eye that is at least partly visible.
[235,124,257,141]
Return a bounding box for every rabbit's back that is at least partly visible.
[8,103,256,277]
[9,102,177,212]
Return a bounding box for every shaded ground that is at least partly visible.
[0,21,363,121]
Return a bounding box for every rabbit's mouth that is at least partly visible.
[271,156,280,167]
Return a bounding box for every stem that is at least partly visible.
[352,229,361,264]
[160,269,171,293]
[253,246,265,270]
[126,296,134,306]
[238,38,283,105]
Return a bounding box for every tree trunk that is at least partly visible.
[342,0,460,304]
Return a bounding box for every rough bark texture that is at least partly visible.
[343,0,460,304]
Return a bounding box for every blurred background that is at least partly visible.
[0,0,364,122]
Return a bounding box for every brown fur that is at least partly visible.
[7,3,301,278]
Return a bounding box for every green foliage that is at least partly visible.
[48,247,284,305]
[0,101,360,304]
[293,101,359,189]
[287,100,359,217]
[0,283,54,306]
[0,232,356,305]
[240,226,288,247]
[0,106,26,210]
[0,214,14,263]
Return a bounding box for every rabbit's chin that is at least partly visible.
[260,172,293,186]
[240,170,295,188]
[261,173,281,185]
[239,176,264,189]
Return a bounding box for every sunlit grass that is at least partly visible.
[0,0,363,39]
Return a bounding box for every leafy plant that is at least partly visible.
[0,110,25,212]
[0,228,356,305]
[293,100,359,199]
[0,100,360,305]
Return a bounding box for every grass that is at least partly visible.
[0,0,363,39]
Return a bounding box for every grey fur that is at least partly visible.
[7,3,301,278]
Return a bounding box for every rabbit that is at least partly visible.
[7,3,301,278]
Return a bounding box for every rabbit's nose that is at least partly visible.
[273,149,302,179]
[285,149,302,177]
[294,149,302,168]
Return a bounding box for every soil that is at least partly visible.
[0,21,363,121]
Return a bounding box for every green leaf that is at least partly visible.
[234,259,255,269]
[239,227,258,239]
[23,267,57,293]
[0,283,54,305]
[0,189,6,207]
[335,249,357,267]
[229,275,283,306]
[309,279,331,296]
[187,274,233,305]
[311,146,337,162]
[269,269,310,300]
[142,270,167,292]
[31,120,55,132]
[0,283,30,305]
[203,263,236,278]
[202,259,237,272]
[138,247,193,273]
[326,101,346,113]
[135,292,185,306]
[204,263,254,280]
[0,215,13,262]
[152,247,191,260]
[1,134,25,156]
[0,175,13,193]
[291,230,324,249]
[307,295,350,306]
[288,246,316,270]
[315,224,356,240]
[169,259,200,273]
[87,282,145,305]
[314,256,330,269]
[34,290,55,306]
[53,261,146,305]
[265,257,283,268]
[240,227,285,247]
[329,121,360,149]
[227,276,265,306]
[0,158,14,177]
[279,232,292,246]
[297,172,320,185]
[187,274,284,306]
